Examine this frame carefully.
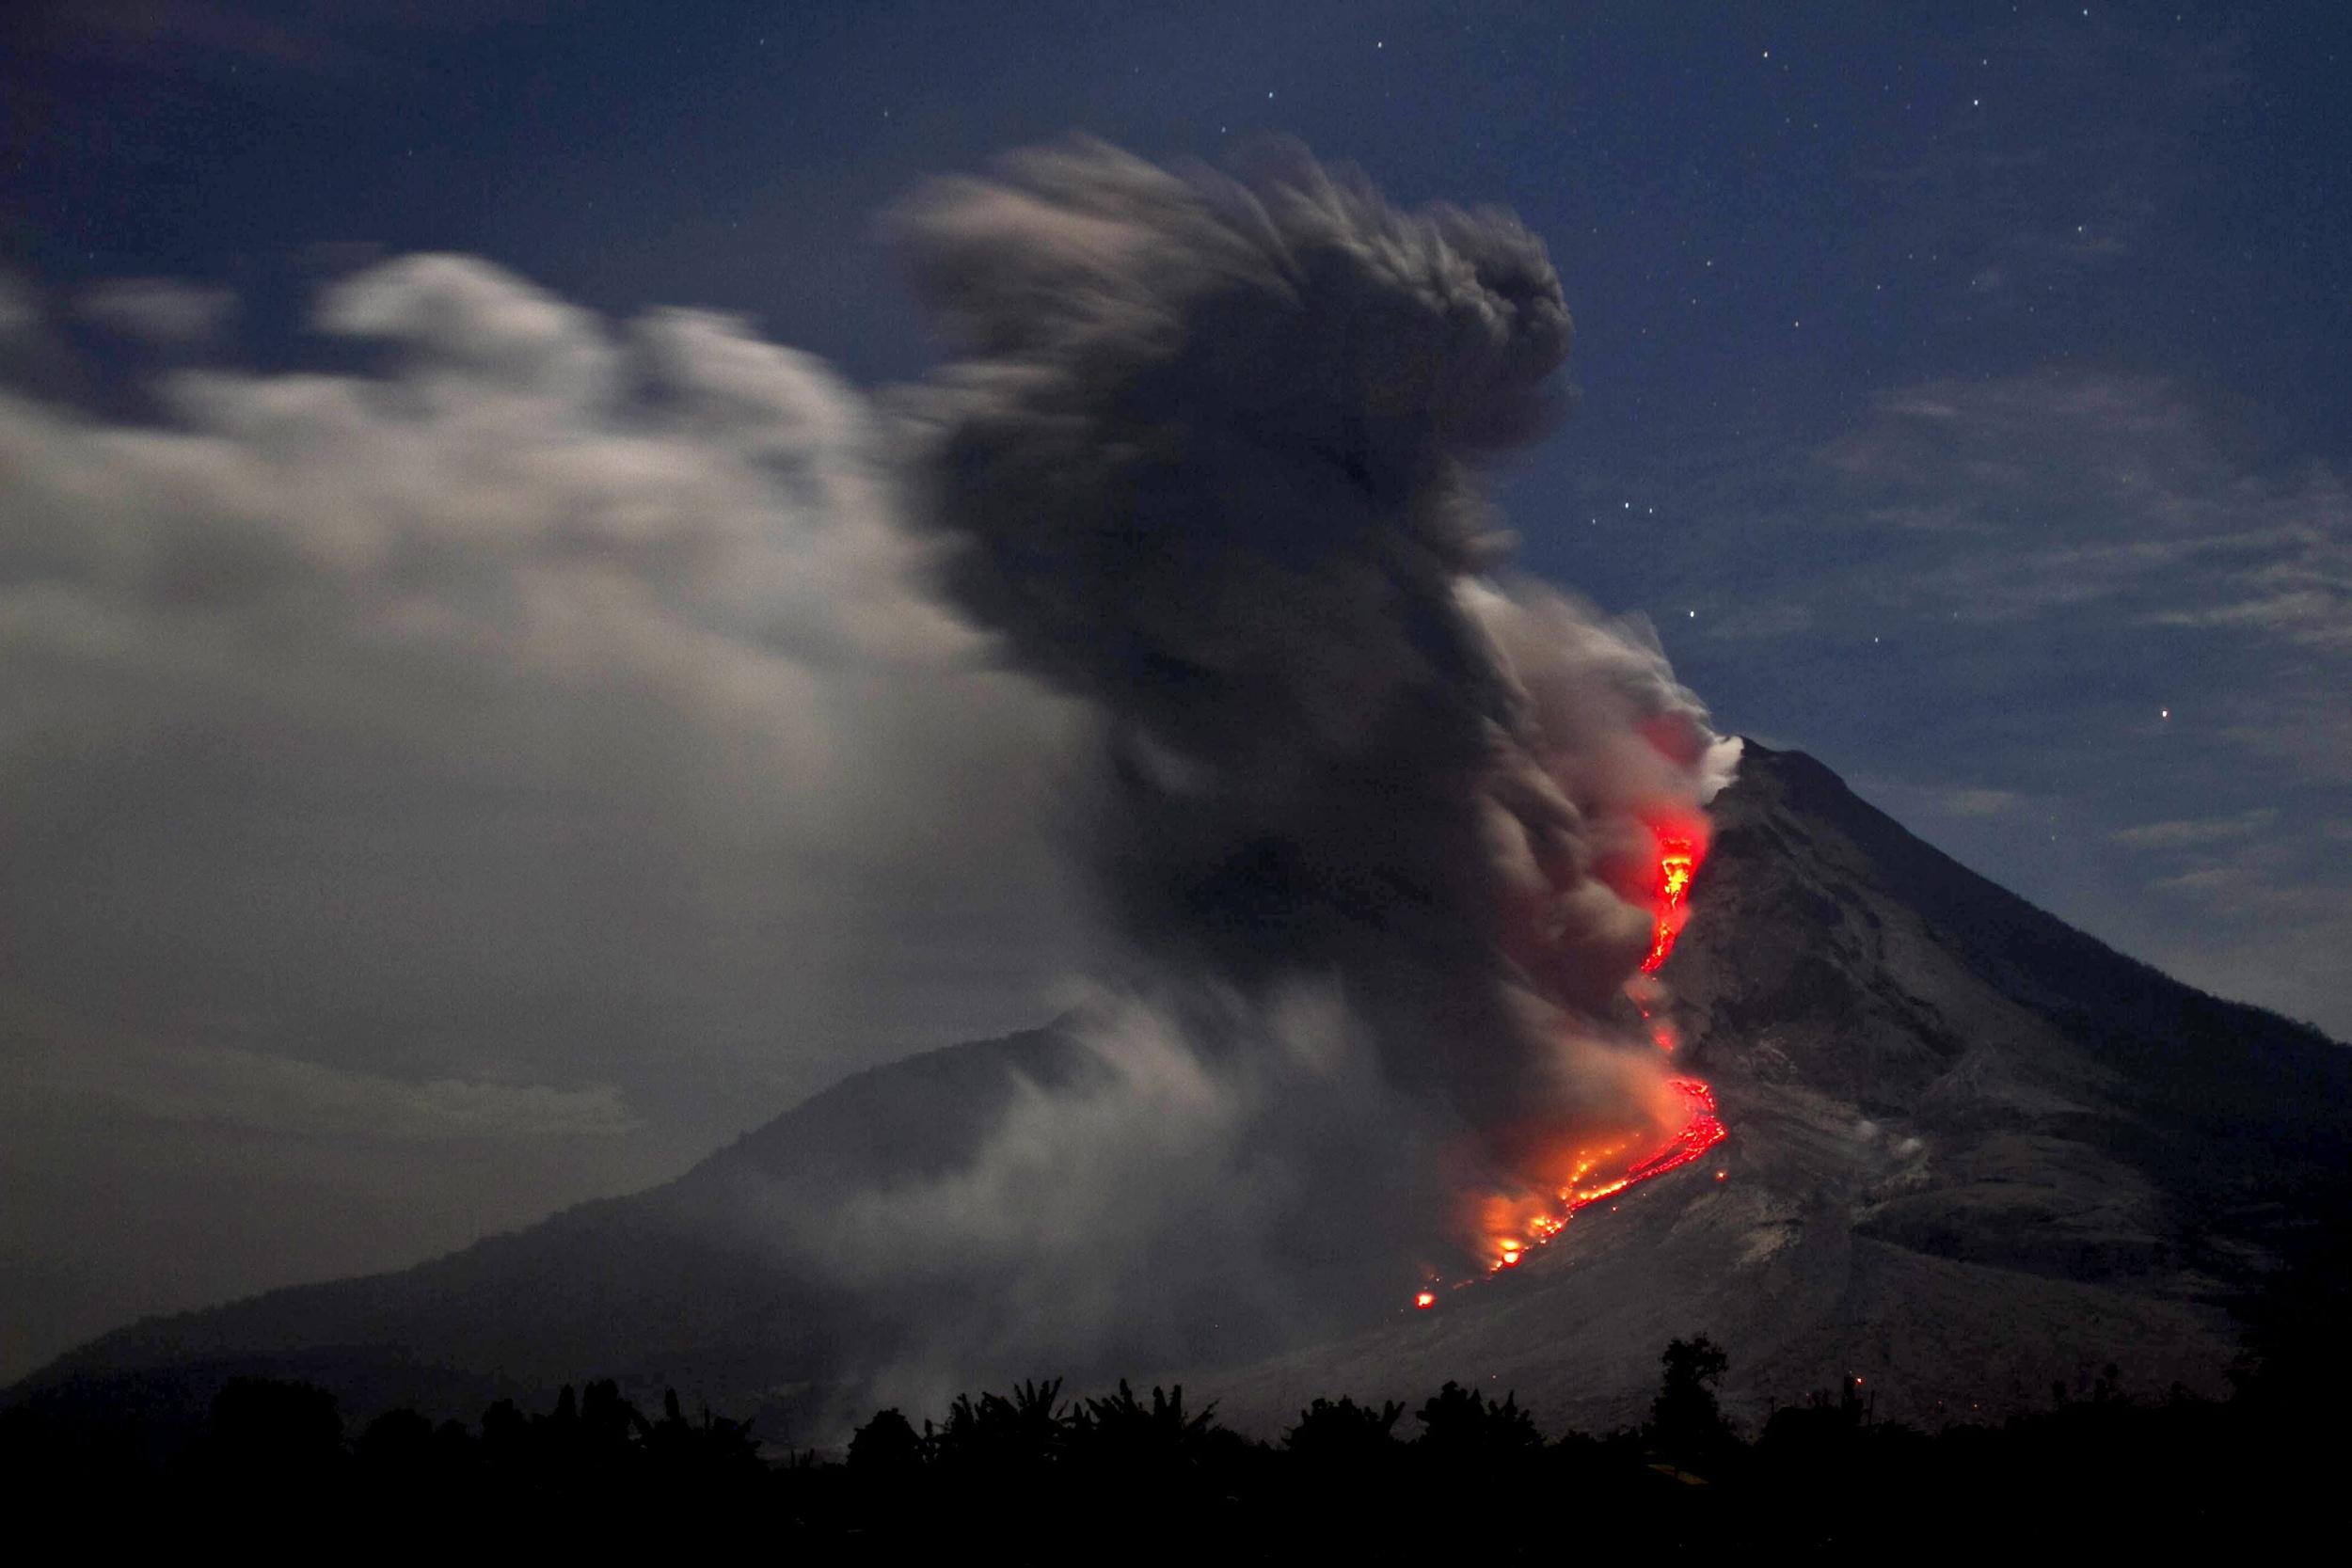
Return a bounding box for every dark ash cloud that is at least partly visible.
[894,140,1733,1141]
[634,143,1743,1418]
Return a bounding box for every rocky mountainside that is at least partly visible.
[14,743,2345,1439]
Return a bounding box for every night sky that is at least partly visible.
[3,2,2345,1380]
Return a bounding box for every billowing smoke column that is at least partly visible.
[893,139,1737,1157]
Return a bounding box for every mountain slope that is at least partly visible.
[13,744,2345,1438]
[1189,742,2348,1431]
[10,1026,1104,1433]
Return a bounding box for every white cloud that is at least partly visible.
[3,1031,640,1144]
[78,277,238,345]
[0,251,1102,1377]
[0,274,36,341]
[0,253,1084,1145]
[2113,807,2279,849]
[1812,374,2349,646]
[1933,786,2030,819]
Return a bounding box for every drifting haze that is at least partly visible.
[0,250,1085,1378]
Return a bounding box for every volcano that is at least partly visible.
[12,743,2346,1439]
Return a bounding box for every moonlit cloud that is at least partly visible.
[0,253,1086,1377]
[3,1030,642,1145]
[77,277,238,345]
[2113,807,2279,850]
[1931,787,2031,819]
[0,276,36,341]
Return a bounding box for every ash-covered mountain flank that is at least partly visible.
[1193,741,2348,1433]
[15,743,2345,1439]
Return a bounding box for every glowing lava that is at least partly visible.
[1418,832,1730,1309]
[1463,1077,1727,1276]
[1640,834,1697,974]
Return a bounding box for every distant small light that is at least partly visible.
[2160,708,2170,720]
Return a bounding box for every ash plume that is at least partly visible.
[892,140,1736,1142]
[0,136,1740,1415]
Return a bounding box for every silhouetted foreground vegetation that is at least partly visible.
[8,1330,2342,1556]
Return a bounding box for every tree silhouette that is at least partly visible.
[932,1377,1069,1474]
[644,1386,761,1488]
[580,1378,641,1455]
[478,1396,528,1478]
[356,1406,436,1473]
[1283,1395,1405,1465]
[1413,1381,1543,1455]
[208,1376,342,1488]
[1647,1335,1733,1473]
[847,1406,925,1473]
[17,1332,2332,1550]
[1073,1380,1219,1468]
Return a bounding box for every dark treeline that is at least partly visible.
[6,1327,2342,1557]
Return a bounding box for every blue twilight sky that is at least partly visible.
[1,2,2345,1375]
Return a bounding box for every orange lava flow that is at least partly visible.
[1467,1078,1726,1277]
[1414,1078,1730,1308]
[1640,835,1697,974]
[1417,833,1729,1310]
